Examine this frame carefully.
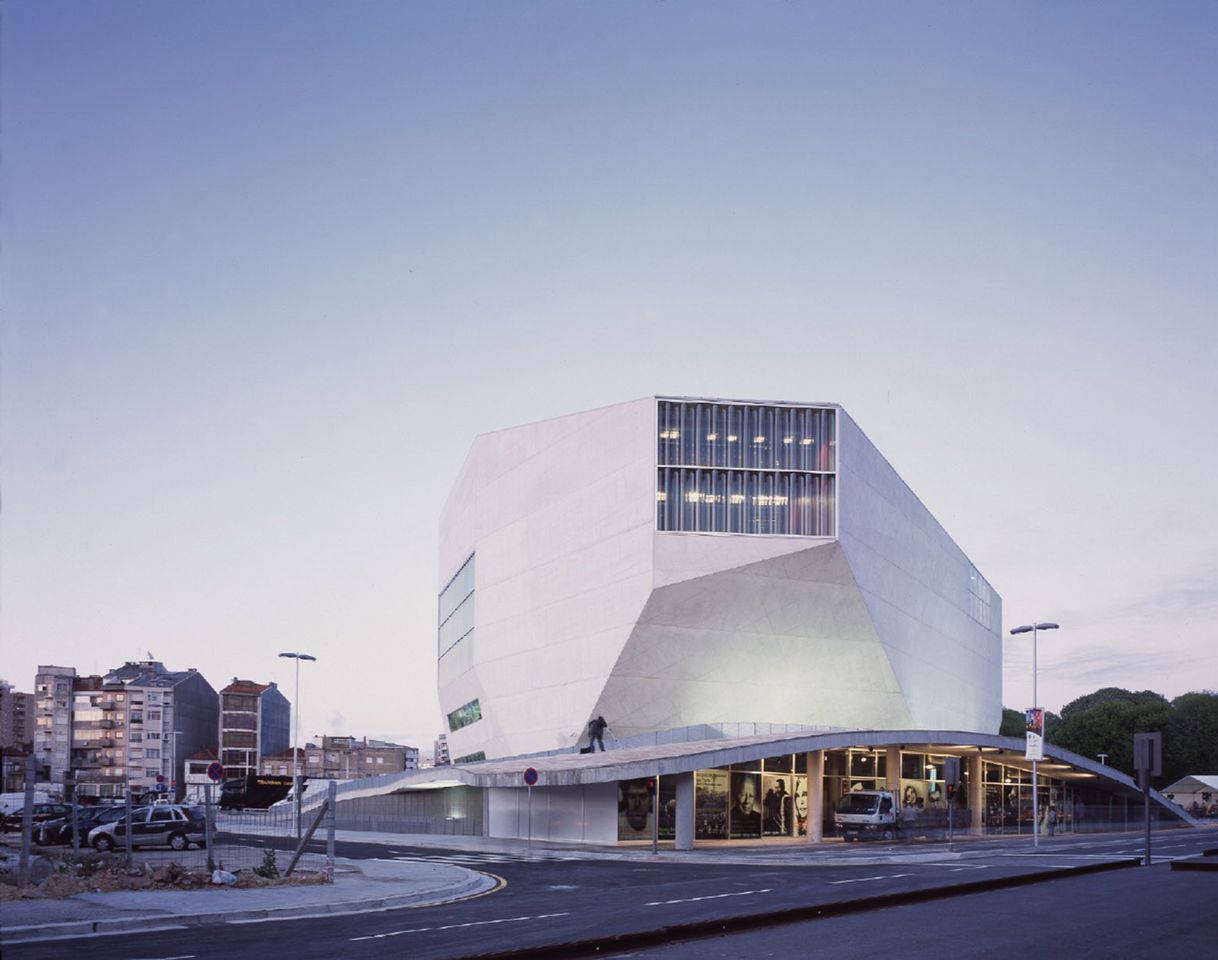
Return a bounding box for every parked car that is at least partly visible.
[88,804,205,852]
[1,802,73,834]
[37,803,128,846]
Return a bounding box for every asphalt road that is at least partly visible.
[6,830,1215,960]
[603,861,1218,958]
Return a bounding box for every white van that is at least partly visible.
[834,789,900,841]
[0,791,53,817]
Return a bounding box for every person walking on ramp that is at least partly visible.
[588,715,608,752]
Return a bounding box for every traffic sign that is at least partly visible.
[155,782,167,792]
[156,774,165,783]
[523,767,539,786]
[207,761,225,782]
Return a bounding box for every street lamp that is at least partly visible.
[1010,622,1059,848]
[278,651,317,836]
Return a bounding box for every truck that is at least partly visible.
[219,774,302,811]
[834,789,900,841]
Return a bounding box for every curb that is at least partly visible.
[0,872,497,945]
[458,858,1143,960]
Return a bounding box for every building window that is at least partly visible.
[968,567,994,630]
[656,400,836,537]
[447,699,482,732]
[438,553,475,659]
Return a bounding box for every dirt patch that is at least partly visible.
[0,847,328,900]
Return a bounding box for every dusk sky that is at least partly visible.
[3,2,1215,751]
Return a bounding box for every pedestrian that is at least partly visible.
[588,715,608,751]
[1047,805,1058,837]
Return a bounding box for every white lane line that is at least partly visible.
[949,865,991,872]
[349,912,569,941]
[128,956,196,960]
[828,874,913,885]
[646,888,772,906]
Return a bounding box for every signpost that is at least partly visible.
[1025,707,1045,845]
[1134,732,1162,867]
[944,757,961,847]
[523,768,538,849]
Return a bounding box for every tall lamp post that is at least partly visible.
[278,651,317,837]
[1010,622,1059,848]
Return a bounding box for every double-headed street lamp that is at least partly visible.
[278,651,317,835]
[1010,621,1059,848]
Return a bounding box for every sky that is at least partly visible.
[3,2,1216,752]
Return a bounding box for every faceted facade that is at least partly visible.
[437,397,1001,762]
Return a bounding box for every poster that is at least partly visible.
[657,776,677,841]
[762,774,794,836]
[618,778,653,841]
[1025,707,1044,761]
[793,775,809,837]
[695,770,729,839]
[729,771,761,838]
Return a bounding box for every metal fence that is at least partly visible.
[6,776,336,887]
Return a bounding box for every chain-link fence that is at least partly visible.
[4,775,336,887]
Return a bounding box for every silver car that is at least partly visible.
[88,804,206,852]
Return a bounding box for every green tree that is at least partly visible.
[999,708,1025,738]
[1049,688,1170,779]
[1162,692,1218,785]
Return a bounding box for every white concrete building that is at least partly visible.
[437,396,1002,764]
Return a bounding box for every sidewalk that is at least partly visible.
[0,846,496,945]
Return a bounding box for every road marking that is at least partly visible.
[948,865,990,872]
[646,888,772,906]
[828,874,913,885]
[350,911,569,941]
[128,956,196,960]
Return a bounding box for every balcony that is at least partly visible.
[99,699,118,710]
[99,719,117,730]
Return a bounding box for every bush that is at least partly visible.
[254,849,279,879]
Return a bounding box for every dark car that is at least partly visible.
[36,804,127,846]
[1,802,73,834]
[88,804,205,852]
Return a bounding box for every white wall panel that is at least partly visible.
[836,410,1002,734]
[487,783,618,843]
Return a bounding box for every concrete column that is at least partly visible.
[806,751,824,843]
[968,753,984,836]
[675,772,695,850]
[886,746,901,791]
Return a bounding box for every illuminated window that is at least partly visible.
[447,699,482,732]
[656,400,836,536]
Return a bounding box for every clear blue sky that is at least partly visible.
[3,2,1216,749]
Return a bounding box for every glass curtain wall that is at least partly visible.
[657,400,836,537]
[438,553,475,659]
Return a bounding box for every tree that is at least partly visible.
[1162,692,1218,785]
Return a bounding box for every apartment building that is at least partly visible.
[218,678,290,784]
[32,661,219,800]
[260,736,418,780]
[0,680,35,750]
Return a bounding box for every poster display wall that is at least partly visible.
[793,775,809,837]
[762,774,793,836]
[618,778,653,841]
[695,770,728,839]
[730,771,761,838]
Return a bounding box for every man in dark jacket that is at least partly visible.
[588,715,608,751]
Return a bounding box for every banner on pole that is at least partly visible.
[1025,707,1044,761]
